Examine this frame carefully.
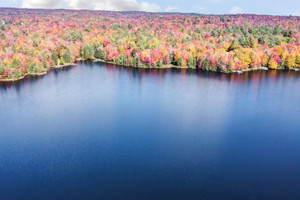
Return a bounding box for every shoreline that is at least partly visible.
[0,59,298,82]
[93,59,299,73]
[0,63,75,82]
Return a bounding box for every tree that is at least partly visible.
[202,60,209,71]
[229,40,239,51]
[239,34,255,48]
[188,56,196,68]
[95,47,104,59]
[63,50,71,63]
[194,28,201,34]
[268,57,278,69]
[286,54,296,68]
[296,55,300,65]
[11,57,22,69]
[83,45,94,59]
[131,57,137,67]
[258,35,269,45]
[0,62,5,75]
[64,30,83,42]
[60,57,64,65]
[51,51,58,66]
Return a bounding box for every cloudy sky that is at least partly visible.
[1,0,300,15]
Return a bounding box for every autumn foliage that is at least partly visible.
[0,8,300,80]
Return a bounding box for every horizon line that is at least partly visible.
[0,7,299,17]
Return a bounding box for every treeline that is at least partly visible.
[0,9,300,80]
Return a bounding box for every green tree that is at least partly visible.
[188,56,196,68]
[63,50,71,63]
[239,34,255,48]
[51,51,58,66]
[229,40,239,51]
[60,57,64,65]
[0,62,5,75]
[10,58,22,69]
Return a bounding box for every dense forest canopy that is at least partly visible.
[0,8,300,79]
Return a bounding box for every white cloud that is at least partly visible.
[5,0,18,3]
[22,0,160,12]
[211,0,222,2]
[292,12,300,16]
[229,6,244,14]
[165,6,179,12]
[22,0,61,8]
[197,6,208,14]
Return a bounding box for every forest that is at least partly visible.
[0,8,300,80]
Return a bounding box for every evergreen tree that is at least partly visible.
[63,50,71,63]
[51,51,58,66]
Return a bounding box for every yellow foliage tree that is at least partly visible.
[60,57,64,65]
[262,54,268,66]
[281,50,289,61]
[296,55,300,65]
[286,54,296,68]
[174,51,180,62]
[118,46,125,55]
[181,59,187,67]
[268,57,278,69]
[151,38,159,49]
[276,46,284,56]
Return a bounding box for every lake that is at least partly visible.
[1,61,300,200]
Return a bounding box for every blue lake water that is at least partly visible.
[1,62,300,199]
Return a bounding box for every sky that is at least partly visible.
[1,0,300,16]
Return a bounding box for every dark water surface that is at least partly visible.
[1,62,300,200]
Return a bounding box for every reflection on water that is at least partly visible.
[1,62,299,92]
[0,62,300,200]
